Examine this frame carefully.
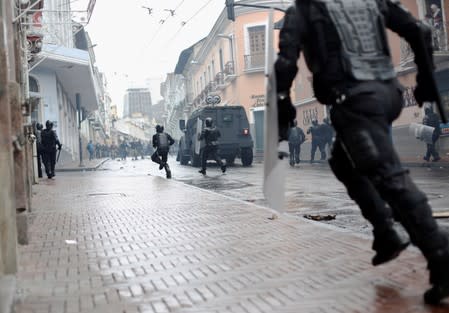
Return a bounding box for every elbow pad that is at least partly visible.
[275,55,298,93]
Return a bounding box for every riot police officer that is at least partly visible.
[307,119,326,162]
[198,117,226,175]
[152,125,174,178]
[41,120,62,179]
[423,107,441,162]
[288,120,305,166]
[275,0,449,304]
[35,122,44,178]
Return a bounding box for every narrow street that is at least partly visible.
[102,156,449,235]
[14,158,449,312]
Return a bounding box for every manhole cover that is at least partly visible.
[87,192,127,197]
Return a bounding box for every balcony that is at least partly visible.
[400,21,449,68]
[244,53,264,72]
[224,61,236,83]
[215,72,225,86]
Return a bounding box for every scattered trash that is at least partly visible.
[433,211,449,219]
[304,214,336,221]
[65,240,77,245]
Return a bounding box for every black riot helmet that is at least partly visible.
[155,125,164,133]
[45,120,53,129]
[36,123,43,130]
[312,119,318,126]
[205,117,213,127]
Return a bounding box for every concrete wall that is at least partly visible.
[0,0,19,276]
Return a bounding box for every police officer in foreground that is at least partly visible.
[41,120,62,179]
[198,117,226,175]
[151,125,174,178]
[275,0,449,304]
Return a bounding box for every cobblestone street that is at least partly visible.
[14,165,449,313]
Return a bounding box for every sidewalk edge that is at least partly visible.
[56,158,110,172]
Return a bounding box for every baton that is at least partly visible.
[56,149,61,163]
[417,28,448,124]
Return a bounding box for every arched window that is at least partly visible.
[29,76,39,93]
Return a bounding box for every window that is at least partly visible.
[219,49,224,73]
[223,114,233,122]
[245,25,266,69]
[29,76,39,92]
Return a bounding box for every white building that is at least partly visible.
[28,0,102,163]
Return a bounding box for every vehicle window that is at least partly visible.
[223,114,233,122]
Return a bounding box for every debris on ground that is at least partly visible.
[304,214,336,221]
[268,214,278,220]
[433,211,449,219]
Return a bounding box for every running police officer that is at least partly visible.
[152,125,174,178]
[275,0,449,304]
[198,117,226,175]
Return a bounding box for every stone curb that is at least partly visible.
[55,158,110,172]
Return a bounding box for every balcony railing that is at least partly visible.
[244,53,264,70]
[400,21,449,64]
[224,61,235,75]
[215,72,225,85]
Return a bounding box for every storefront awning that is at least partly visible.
[31,44,98,112]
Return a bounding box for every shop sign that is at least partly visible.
[440,123,449,136]
[251,94,265,107]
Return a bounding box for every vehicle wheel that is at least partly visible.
[191,149,201,167]
[226,156,235,166]
[241,148,253,166]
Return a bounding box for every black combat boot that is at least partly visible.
[424,251,449,305]
[371,226,409,266]
[165,164,171,179]
[221,164,226,173]
[199,169,206,175]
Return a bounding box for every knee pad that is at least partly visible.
[151,152,159,162]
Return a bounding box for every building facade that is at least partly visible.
[174,0,449,161]
[174,0,287,155]
[28,0,105,166]
[123,88,153,119]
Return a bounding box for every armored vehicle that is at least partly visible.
[177,106,254,166]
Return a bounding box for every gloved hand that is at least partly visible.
[58,144,62,150]
[414,74,437,108]
[277,92,296,141]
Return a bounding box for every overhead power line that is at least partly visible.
[162,0,214,50]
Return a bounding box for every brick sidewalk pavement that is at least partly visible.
[15,174,449,313]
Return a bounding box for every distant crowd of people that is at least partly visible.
[86,140,156,161]
[287,117,335,166]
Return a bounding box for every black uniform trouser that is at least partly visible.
[288,143,301,164]
[201,145,224,171]
[151,148,170,172]
[37,148,43,178]
[311,139,326,161]
[425,132,440,160]
[329,80,448,261]
[42,149,56,177]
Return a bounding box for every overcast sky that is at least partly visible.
[75,0,226,115]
